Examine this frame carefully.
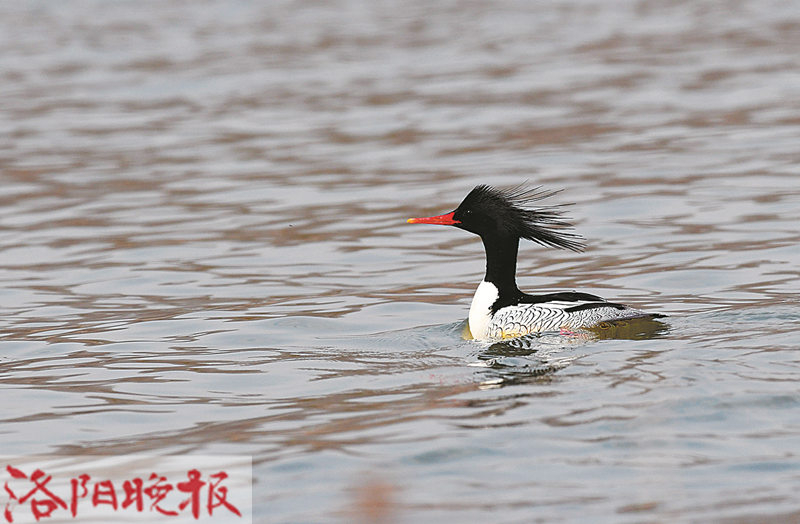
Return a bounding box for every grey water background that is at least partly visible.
[2,1,799,522]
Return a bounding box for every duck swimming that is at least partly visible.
[407,184,658,341]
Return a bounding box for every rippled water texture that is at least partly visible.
[2,1,799,522]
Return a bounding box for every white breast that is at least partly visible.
[468,281,499,340]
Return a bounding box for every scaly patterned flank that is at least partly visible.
[486,300,648,340]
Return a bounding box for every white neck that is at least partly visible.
[468,281,498,340]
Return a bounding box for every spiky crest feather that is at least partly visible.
[459,184,585,252]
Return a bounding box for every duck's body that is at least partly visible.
[408,184,656,341]
[468,281,649,340]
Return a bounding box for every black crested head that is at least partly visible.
[452,184,585,252]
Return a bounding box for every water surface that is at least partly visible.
[1,1,800,522]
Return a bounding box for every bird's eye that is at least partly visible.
[463,209,472,216]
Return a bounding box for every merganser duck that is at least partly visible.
[407,184,657,341]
